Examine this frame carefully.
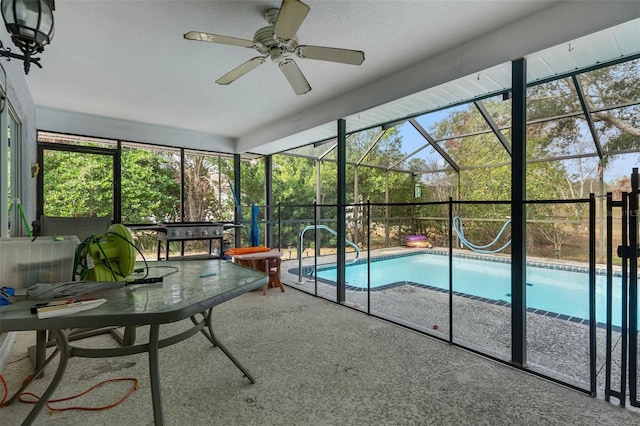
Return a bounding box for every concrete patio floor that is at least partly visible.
[1,277,638,425]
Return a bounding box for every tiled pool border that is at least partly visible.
[289,249,624,332]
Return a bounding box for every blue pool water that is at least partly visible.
[313,252,636,327]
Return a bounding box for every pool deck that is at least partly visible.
[280,246,631,393]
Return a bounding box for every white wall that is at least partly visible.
[0,32,37,236]
[0,31,38,369]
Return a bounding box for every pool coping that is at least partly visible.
[288,249,627,332]
[298,249,624,276]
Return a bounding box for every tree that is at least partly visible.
[431,98,590,256]
[527,59,640,167]
[345,128,412,245]
[581,59,640,157]
[43,150,114,217]
[121,147,180,223]
[181,153,230,223]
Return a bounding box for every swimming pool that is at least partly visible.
[308,251,636,327]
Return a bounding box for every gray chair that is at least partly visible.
[40,215,111,242]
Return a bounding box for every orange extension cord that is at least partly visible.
[1,373,139,414]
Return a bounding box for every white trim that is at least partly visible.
[0,95,8,238]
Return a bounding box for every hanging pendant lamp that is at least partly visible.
[0,0,54,74]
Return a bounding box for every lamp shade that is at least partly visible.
[1,0,54,54]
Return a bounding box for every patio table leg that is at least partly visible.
[206,307,255,384]
[21,329,71,425]
[149,324,164,425]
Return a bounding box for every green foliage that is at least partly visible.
[182,153,229,222]
[272,155,315,205]
[347,127,404,167]
[121,148,180,223]
[271,155,316,248]
[319,161,337,205]
[240,159,265,207]
[43,150,114,217]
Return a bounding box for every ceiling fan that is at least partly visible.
[184,0,365,95]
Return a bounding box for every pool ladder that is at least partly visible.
[297,225,360,283]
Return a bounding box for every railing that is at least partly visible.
[298,224,360,283]
[274,196,604,399]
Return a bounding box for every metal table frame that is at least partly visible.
[0,260,267,425]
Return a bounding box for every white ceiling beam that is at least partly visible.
[36,107,235,152]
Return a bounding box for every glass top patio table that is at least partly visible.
[0,259,267,331]
[0,259,268,425]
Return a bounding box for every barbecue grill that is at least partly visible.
[157,222,227,260]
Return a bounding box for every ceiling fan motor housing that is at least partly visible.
[254,25,298,60]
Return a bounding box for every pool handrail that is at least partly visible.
[298,225,360,283]
[452,215,512,254]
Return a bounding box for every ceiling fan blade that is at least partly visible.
[184,31,255,48]
[274,0,310,41]
[216,57,266,85]
[296,45,365,65]
[279,59,311,95]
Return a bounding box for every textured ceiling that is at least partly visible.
[21,1,639,155]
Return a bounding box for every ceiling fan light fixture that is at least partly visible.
[270,47,285,62]
[0,0,55,74]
